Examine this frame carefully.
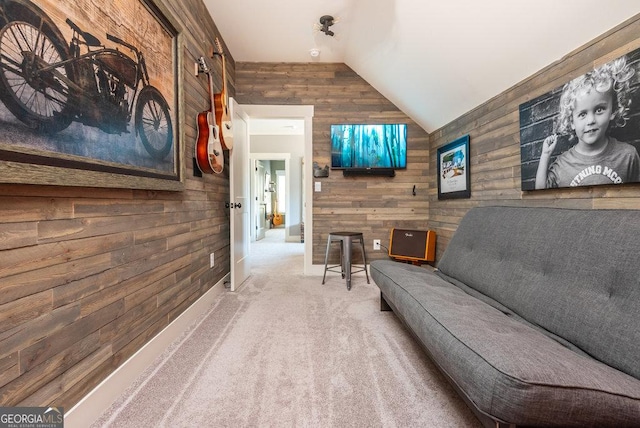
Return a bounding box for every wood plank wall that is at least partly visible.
[0,0,232,409]
[235,63,431,264]
[428,15,640,262]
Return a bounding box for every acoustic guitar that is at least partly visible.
[195,56,224,174]
[272,201,283,226]
[213,38,233,150]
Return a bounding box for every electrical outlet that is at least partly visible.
[373,239,381,250]
[210,252,215,268]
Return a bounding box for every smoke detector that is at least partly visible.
[309,48,320,57]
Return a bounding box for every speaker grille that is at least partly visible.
[389,228,435,262]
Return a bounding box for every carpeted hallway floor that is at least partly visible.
[91,228,481,427]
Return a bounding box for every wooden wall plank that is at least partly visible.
[0,222,37,250]
[3,332,101,406]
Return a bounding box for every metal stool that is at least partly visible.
[322,231,370,290]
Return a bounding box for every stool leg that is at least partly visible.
[344,236,353,290]
[360,236,370,284]
[339,240,345,278]
[322,235,332,284]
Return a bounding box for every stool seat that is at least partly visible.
[322,231,370,290]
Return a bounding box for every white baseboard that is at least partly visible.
[65,274,229,428]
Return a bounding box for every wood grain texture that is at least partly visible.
[0,0,232,409]
[236,62,431,264]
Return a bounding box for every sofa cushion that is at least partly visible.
[370,259,640,426]
[436,206,640,380]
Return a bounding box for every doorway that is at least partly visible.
[240,104,314,275]
[250,154,292,243]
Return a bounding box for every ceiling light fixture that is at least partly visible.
[319,15,335,36]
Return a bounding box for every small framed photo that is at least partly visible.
[437,135,470,200]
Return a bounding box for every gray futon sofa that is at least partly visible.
[370,206,640,427]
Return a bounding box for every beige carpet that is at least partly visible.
[91,229,481,427]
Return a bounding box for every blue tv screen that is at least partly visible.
[330,124,407,169]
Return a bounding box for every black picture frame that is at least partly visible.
[437,134,470,200]
[519,48,640,191]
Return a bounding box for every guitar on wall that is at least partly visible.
[213,37,233,150]
[195,55,224,174]
[273,200,283,226]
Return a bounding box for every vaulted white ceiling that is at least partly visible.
[204,0,640,133]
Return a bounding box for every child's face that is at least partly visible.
[570,88,615,147]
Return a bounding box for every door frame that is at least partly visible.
[240,104,314,275]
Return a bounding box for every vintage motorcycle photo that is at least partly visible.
[0,0,173,161]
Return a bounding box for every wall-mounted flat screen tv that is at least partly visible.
[330,124,407,169]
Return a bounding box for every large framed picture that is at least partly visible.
[519,47,640,191]
[0,0,184,190]
[437,134,470,200]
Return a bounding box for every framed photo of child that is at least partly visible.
[519,48,640,191]
[437,134,471,200]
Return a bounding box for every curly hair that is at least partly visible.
[555,56,635,136]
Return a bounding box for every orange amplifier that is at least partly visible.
[388,228,436,263]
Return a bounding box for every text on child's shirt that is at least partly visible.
[570,165,623,186]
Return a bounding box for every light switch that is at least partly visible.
[314,182,321,192]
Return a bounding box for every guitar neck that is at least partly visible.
[222,55,227,107]
[214,38,228,110]
[207,72,215,113]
